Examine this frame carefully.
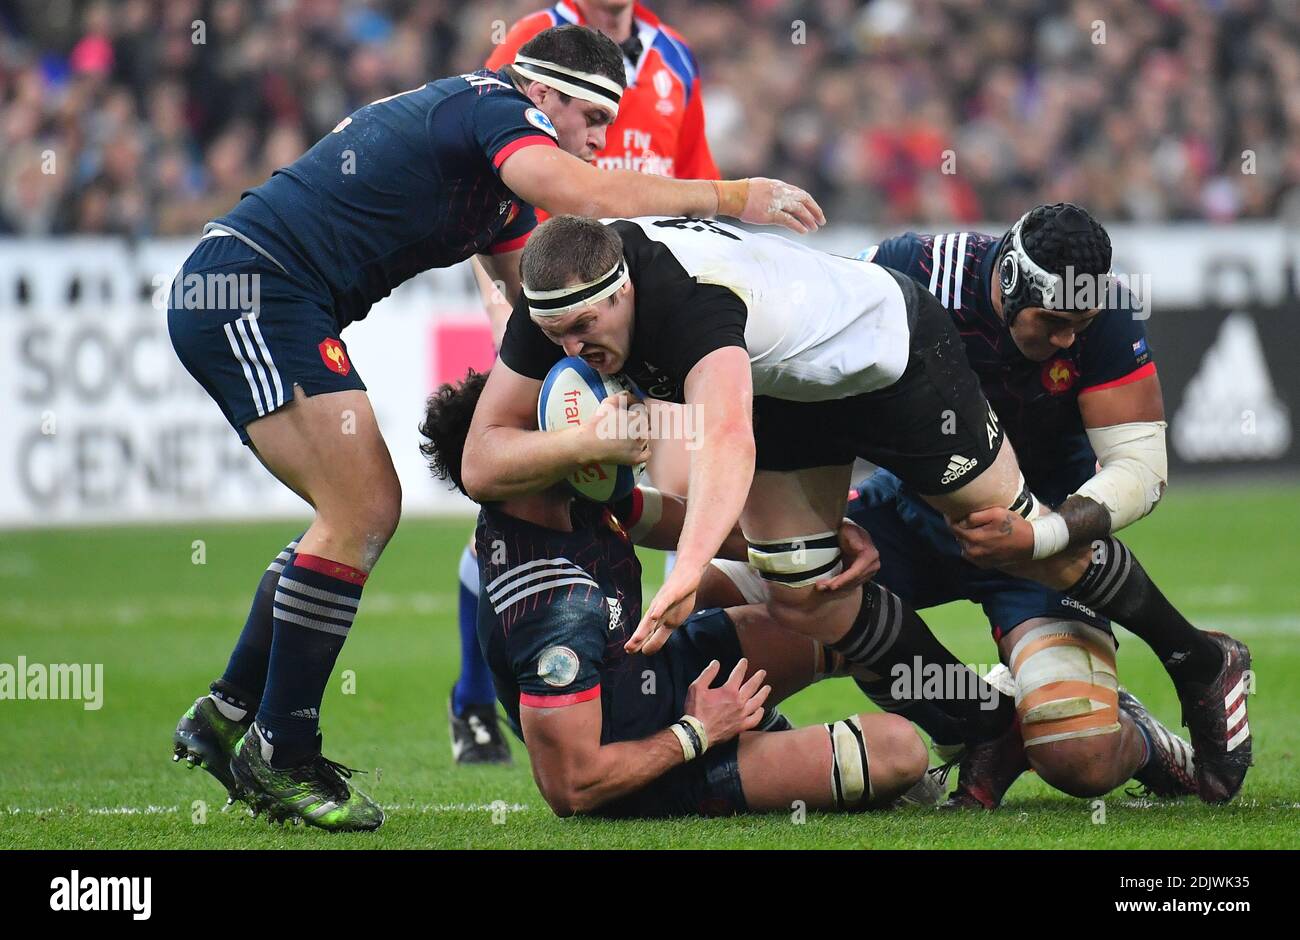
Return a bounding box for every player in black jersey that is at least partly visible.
[419,371,929,817]
[167,24,824,830]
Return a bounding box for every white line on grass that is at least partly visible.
[4,802,533,817]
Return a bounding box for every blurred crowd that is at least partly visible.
[2,0,1298,237]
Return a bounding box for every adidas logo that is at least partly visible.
[289,707,319,719]
[1173,311,1291,462]
[940,454,978,486]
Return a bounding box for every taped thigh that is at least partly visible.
[826,715,872,809]
[747,532,843,588]
[1008,620,1120,747]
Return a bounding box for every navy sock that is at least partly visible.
[210,534,303,718]
[257,552,366,768]
[452,545,495,716]
[832,583,1015,745]
[854,675,965,750]
[1068,537,1223,685]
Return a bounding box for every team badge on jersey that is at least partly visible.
[537,646,580,687]
[1042,357,1080,394]
[319,337,351,376]
[525,107,558,138]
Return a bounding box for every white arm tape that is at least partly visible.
[627,485,664,543]
[1073,421,1169,532]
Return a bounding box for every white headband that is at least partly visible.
[513,54,622,119]
[524,258,629,318]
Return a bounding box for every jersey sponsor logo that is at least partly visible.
[537,645,580,687]
[318,337,350,376]
[1042,357,1080,394]
[986,402,1001,449]
[1172,311,1291,461]
[940,454,979,486]
[525,107,558,138]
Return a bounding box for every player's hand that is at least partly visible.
[950,508,1035,567]
[626,564,702,656]
[815,517,881,595]
[683,658,771,747]
[577,392,651,467]
[739,178,827,234]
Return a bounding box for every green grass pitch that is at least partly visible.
[2,483,1297,849]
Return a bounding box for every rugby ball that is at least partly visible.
[538,356,646,502]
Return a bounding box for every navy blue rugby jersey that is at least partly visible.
[213,70,552,327]
[474,495,692,743]
[867,231,1155,504]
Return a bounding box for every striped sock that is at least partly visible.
[833,583,1015,745]
[257,552,366,767]
[451,545,495,716]
[210,534,303,720]
[1068,537,1223,684]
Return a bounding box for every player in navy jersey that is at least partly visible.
[166,24,824,831]
[708,204,1251,808]
[418,371,929,818]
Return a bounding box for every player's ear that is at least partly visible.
[524,80,549,109]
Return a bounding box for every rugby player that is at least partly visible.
[166,24,823,831]
[708,204,1252,807]
[448,0,719,764]
[420,371,929,818]
[462,213,1242,801]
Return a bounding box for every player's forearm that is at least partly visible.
[547,167,717,220]
[675,421,755,572]
[462,426,588,501]
[1030,422,1168,558]
[632,490,748,561]
[558,729,685,815]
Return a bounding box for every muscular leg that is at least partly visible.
[243,385,401,765]
[740,465,863,645]
[996,616,1144,797]
[737,713,928,811]
[924,436,1093,590]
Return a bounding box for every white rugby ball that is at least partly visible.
[537,356,645,503]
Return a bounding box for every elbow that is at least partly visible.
[541,779,597,818]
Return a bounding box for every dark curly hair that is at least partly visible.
[1019,202,1112,280]
[507,24,626,94]
[418,369,489,499]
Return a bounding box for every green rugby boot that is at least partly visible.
[230,723,384,832]
[172,695,249,802]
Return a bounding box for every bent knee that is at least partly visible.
[866,713,929,800]
[1027,732,1124,798]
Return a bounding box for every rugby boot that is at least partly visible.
[1120,689,1197,799]
[449,694,512,765]
[230,723,384,832]
[1173,632,1252,803]
[172,695,249,802]
[938,718,1030,810]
